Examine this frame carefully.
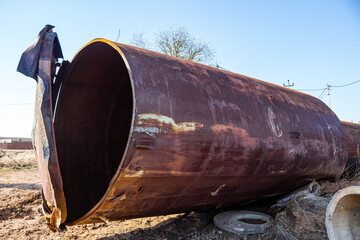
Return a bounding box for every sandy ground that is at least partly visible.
[1,150,359,240]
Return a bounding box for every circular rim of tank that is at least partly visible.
[62,38,137,225]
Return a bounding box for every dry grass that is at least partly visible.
[0,149,36,170]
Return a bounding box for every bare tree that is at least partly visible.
[129,27,215,65]
[130,31,151,50]
[156,27,214,64]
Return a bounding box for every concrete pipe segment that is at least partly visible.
[326,186,360,240]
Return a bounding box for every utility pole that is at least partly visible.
[326,83,331,109]
[283,80,294,88]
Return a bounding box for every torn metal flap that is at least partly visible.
[18,25,67,230]
[17,24,63,80]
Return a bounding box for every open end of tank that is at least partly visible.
[54,41,133,223]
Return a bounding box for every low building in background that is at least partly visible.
[0,137,33,150]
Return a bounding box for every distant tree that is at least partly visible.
[156,27,215,64]
[130,27,215,65]
[129,31,151,50]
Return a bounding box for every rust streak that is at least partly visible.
[136,113,204,134]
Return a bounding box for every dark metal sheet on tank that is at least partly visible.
[18,26,67,230]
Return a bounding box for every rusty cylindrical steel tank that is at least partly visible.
[50,38,347,225]
[340,121,360,177]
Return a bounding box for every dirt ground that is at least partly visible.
[1,150,359,240]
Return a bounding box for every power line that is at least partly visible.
[330,79,360,88]
[293,88,324,91]
[0,103,34,105]
[294,80,360,91]
[318,88,327,99]
[292,79,359,110]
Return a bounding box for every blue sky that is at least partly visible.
[0,0,359,137]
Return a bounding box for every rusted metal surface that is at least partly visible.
[341,121,360,164]
[52,39,347,225]
[19,27,350,228]
[341,121,360,177]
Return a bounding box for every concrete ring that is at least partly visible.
[326,186,360,240]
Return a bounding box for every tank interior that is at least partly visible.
[54,42,133,223]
